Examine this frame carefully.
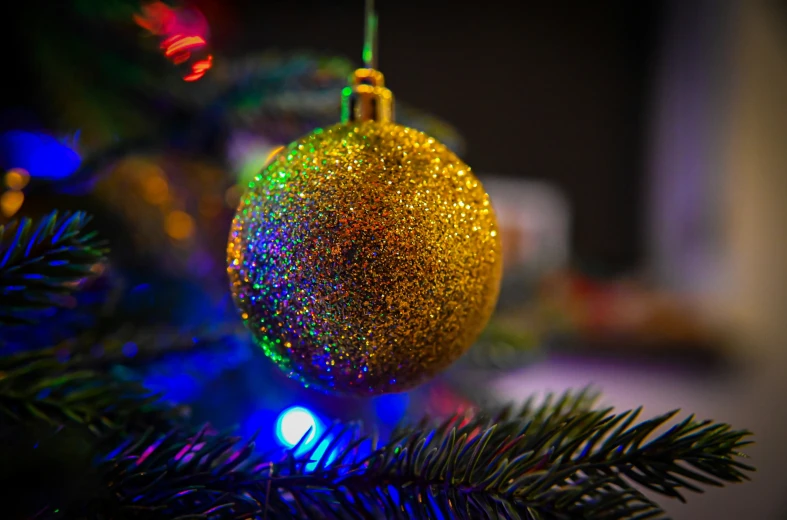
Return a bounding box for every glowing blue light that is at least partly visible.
[373,392,409,426]
[307,434,338,472]
[276,406,321,448]
[0,130,81,180]
[122,342,138,357]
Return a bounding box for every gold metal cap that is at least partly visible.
[341,68,394,123]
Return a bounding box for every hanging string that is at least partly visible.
[363,0,378,69]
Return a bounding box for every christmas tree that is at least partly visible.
[0,1,753,518]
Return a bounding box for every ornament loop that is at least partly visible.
[341,68,394,123]
[363,0,378,69]
[341,0,392,123]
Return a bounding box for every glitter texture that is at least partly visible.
[227,121,502,395]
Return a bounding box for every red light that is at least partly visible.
[133,2,177,35]
[135,2,213,82]
[134,2,208,39]
[183,71,205,82]
[183,55,213,82]
[191,56,212,72]
[163,35,207,57]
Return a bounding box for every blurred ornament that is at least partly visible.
[228,42,502,395]
[92,154,232,292]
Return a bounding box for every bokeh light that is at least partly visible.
[134,1,212,82]
[1,191,24,217]
[198,194,223,218]
[183,55,213,82]
[275,406,320,448]
[224,185,242,208]
[165,210,195,240]
[140,167,170,205]
[4,168,30,190]
[373,392,409,426]
[0,131,81,180]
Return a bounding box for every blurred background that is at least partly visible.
[1,0,786,518]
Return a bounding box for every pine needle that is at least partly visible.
[0,211,107,326]
[78,390,753,520]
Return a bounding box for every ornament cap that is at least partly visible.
[341,68,394,123]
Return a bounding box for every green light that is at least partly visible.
[362,46,373,67]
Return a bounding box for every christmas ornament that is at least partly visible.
[227,5,502,395]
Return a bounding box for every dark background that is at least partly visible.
[0,0,664,275]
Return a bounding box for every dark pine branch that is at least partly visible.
[0,349,169,437]
[68,321,249,370]
[59,390,751,520]
[0,211,107,326]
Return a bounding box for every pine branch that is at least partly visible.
[0,320,242,435]
[68,390,751,520]
[0,349,169,436]
[0,211,107,326]
[69,321,249,370]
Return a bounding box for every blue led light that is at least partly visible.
[275,406,321,448]
[307,434,338,472]
[373,392,409,426]
[122,342,138,358]
[0,130,81,180]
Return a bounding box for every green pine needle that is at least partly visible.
[85,389,752,520]
[0,211,108,326]
[0,349,168,436]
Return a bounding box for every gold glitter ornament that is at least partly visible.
[227,10,501,395]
